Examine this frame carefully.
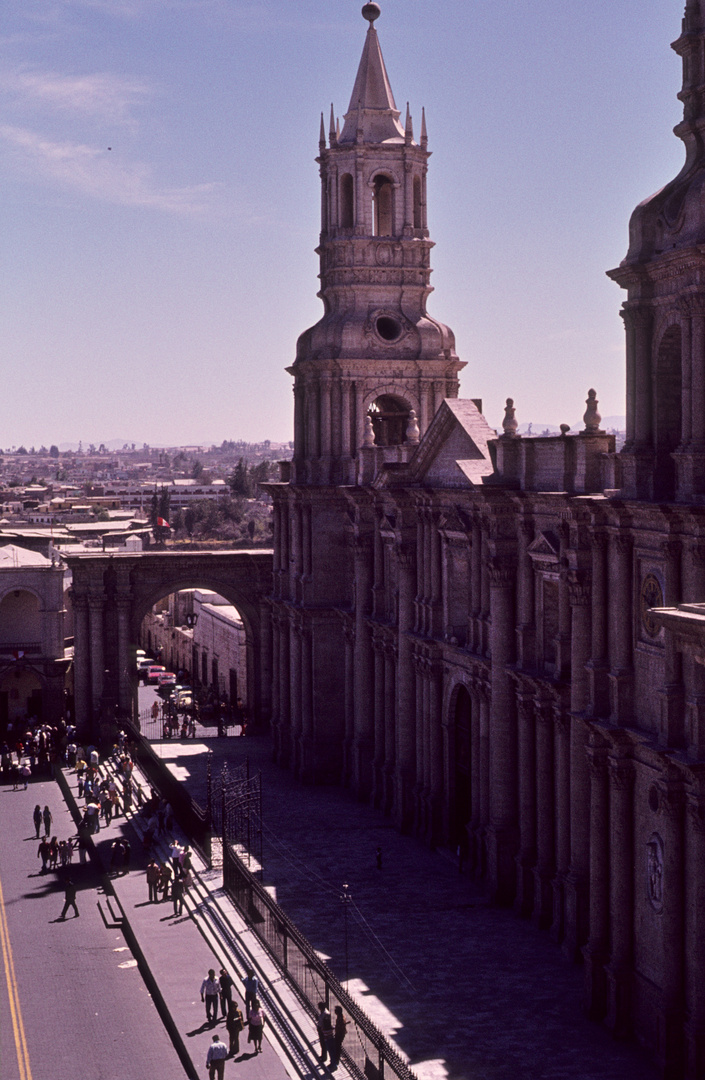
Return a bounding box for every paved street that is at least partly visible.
[154,732,658,1080]
[0,774,184,1080]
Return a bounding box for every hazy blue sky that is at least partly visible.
[0,1,688,447]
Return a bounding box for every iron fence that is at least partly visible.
[222,843,417,1080]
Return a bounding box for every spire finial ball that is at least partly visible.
[362,2,381,23]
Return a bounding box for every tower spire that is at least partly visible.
[338,2,404,145]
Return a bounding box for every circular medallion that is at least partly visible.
[640,572,663,638]
[375,243,393,266]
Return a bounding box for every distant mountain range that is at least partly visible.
[518,416,625,435]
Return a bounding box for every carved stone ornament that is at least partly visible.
[646,832,664,913]
[583,388,602,434]
[640,572,664,638]
[502,397,518,437]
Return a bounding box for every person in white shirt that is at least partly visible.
[206,1034,228,1080]
[200,969,220,1024]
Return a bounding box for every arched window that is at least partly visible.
[367,395,410,446]
[340,173,354,229]
[373,175,394,236]
[413,175,422,230]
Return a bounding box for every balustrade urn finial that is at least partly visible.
[583,388,602,433]
[362,415,376,448]
[406,409,420,445]
[502,398,518,437]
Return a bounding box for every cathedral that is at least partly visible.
[264,3,705,1076]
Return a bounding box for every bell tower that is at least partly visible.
[609,0,705,502]
[290,1,465,485]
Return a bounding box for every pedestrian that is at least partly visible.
[158,861,172,901]
[20,763,31,789]
[146,858,160,903]
[42,805,52,837]
[171,872,184,916]
[219,967,234,1018]
[242,968,259,1020]
[331,1005,349,1069]
[225,1002,244,1056]
[316,1001,334,1063]
[33,804,42,838]
[169,839,182,872]
[37,837,50,872]
[205,1033,228,1080]
[200,968,220,1024]
[58,878,79,920]
[247,998,265,1053]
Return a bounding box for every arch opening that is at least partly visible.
[413,175,422,230]
[340,173,354,229]
[372,175,394,236]
[367,395,411,447]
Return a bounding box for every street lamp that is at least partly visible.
[184,612,198,629]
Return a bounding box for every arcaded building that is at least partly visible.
[265,4,705,1075]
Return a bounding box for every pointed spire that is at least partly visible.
[420,107,428,150]
[329,103,337,148]
[338,4,405,145]
[319,112,326,151]
[405,102,413,145]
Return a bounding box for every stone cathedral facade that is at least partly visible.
[264,4,705,1075]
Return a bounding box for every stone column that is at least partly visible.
[320,374,332,462]
[383,644,396,815]
[660,540,684,747]
[630,307,654,448]
[470,518,482,652]
[259,602,273,730]
[692,304,705,447]
[289,619,302,772]
[271,613,280,732]
[88,593,105,733]
[621,307,637,449]
[684,795,705,1080]
[608,534,633,724]
[516,521,535,668]
[514,693,536,916]
[551,711,571,943]
[72,592,91,736]
[487,558,518,901]
[353,537,374,797]
[371,639,386,808]
[403,159,413,233]
[583,741,609,1020]
[681,312,693,447]
[605,756,635,1036]
[657,784,685,1078]
[395,550,416,830]
[587,532,609,717]
[341,381,351,459]
[428,660,443,846]
[532,701,555,929]
[430,520,442,639]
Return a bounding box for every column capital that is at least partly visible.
[608,757,635,792]
[680,293,705,319]
[567,570,592,606]
[487,557,516,587]
[620,304,653,330]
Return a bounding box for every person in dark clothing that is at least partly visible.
[172,873,184,916]
[33,805,42,839]
[58,879,79,919]
[219,968,234,1018]
[225,1002,244,1056]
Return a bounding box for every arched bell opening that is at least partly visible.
[339,173,354,229]
[367,394,410,446]
[372,174,394,236]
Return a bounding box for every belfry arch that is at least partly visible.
[65,550,273,741]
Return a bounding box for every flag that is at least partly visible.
[156,517,170,528]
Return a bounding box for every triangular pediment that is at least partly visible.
[409,399,496,489]
[527,531,560,558]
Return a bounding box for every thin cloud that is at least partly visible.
[0,68,150,122]
[0,125,219,213]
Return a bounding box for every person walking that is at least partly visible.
[146,858,160,903]
[331,1005,349,1069]
[205,1034,228,1080]
[32,804,42,839]
[316,1001,334,1064]
[242,969,259,1020]
[219,968,234,1018]
[225,1002,244,1057]
[42,805,52,837]
[247,999,265,1053]
[37,837,50,873]
[58,878,79,920]
[171,872,184,917]
[200,969,220,1024]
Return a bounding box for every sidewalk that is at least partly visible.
[57,761,333,1080]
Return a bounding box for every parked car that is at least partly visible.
[157,672,177,696]
[146,665,166,684]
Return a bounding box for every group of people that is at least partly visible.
[316,1001,349,1071]
[1,716,79,786]
[199,967,264,1067]
[35,803,89,872]
[145,841,193,915]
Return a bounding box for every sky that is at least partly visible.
[0,0,689,448]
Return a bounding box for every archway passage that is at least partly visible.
[368,394,410,446]
[138,586,248,740]
[65,550,273,742]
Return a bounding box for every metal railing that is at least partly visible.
[221,843,417,1080]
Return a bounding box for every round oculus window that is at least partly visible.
[375,316,403,342]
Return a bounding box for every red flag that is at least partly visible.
[156,517,170,528]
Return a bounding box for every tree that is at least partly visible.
[49,445,60,458]
[191,459,204,480]
[228,458,251,497]
[247,518,256,541]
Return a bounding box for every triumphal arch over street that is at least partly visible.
[65,549,273,738]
